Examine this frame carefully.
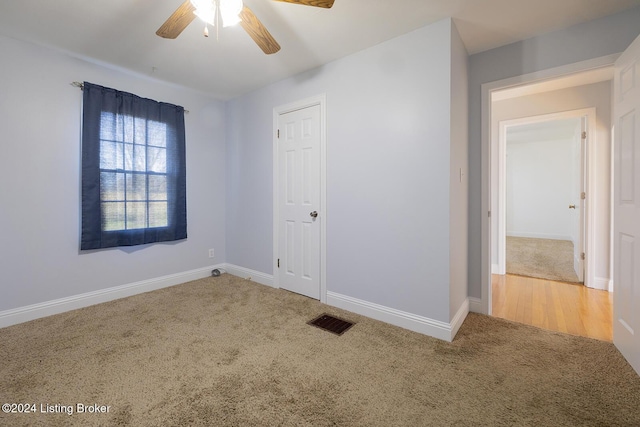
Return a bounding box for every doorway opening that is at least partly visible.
[497,111,592,286]
[480,57,616,340]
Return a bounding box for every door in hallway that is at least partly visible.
[276,104,321,299]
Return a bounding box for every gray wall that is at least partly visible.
[467,7,640,299]
[226,19,463,323]
[0,35,226,311]
[449,21,469,318]
[505,133,576,240]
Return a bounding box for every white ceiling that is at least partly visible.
[1,0,639,100]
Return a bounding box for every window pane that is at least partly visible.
[148,120,167,147]
[119,114,134,143]
[100,172,125,201]
[149,202,168,228]
[124,143,146,171]
[147,147,166,173]
[134,144,146,172]
[102,202,125,231]
[126,202,147,229]
[134,117,147,145]
[126,173,146,201]
[100,112,116,141]
[100,140,123,170]
[148,175,167,201]
[124,143,133,170]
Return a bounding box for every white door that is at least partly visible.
[277,104,321,299]
[613,34,640,376]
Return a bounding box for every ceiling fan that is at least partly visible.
[156,0,335,55]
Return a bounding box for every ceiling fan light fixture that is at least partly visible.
[191,0,242,28]
[191,0,216,26]
[220,0,243,27]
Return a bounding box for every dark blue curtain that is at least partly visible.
[81,82,187,250]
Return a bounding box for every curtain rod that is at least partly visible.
[70,82,189,114]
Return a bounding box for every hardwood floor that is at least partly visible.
[492,274,612,342]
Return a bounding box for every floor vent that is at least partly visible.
[308,313,355,336]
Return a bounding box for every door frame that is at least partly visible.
[272,94,327,303]
[480,54,619,315]
[495,108,596,287]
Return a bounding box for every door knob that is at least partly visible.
[569,205,576,209]
[310,211,318,218]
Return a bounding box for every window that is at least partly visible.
[99,113,169,231]
[81,82,187,250]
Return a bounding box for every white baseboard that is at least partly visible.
[589,276,612,292]
[491,263,500,275]
[468,297,483,313]
[574,256,582,278]
[221,265,472,342]
[222,264,274,287]
[0,265,221,329]
[1,261,472,344]
[449,298,470,339]
[326,291,469,342]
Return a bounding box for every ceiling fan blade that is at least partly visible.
[273,0,335,8]
[156,0,197,39]
[239,6,281,55]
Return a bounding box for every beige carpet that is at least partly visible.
[1,275,639,426]
[507,236,581,283]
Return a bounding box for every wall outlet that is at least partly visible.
[208,249,215,258]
